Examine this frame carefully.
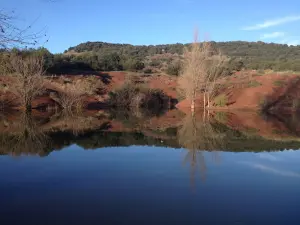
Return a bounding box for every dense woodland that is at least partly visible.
[64,41,300,72]
[1,41,300,76]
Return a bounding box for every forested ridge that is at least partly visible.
[1,41,300,75]
[64,41,300,72]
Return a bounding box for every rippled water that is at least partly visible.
[1,110,300,225]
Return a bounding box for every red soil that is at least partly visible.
[2,71,300,112]
[148,75,178,99]
[103,71,126,91]
[176,73,300,111]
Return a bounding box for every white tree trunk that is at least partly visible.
[191,98,195,113]
[207,93,210,108]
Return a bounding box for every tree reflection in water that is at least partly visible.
[0,111,50,156]
[178,110,225,188]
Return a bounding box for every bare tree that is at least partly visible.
[178,31,228,111]
[5,54,45,111]
[49,76,102,113]
[203,54,228,108]
[0,10,42,49]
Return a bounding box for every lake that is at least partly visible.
[0,109,300,225]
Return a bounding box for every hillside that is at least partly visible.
[65,41,300,71]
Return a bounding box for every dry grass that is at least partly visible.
[49,76,103,112]
[247,80,262,88]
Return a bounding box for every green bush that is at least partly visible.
[292,99,300,110]
[122,58,145,71]
[214,94,228,107]
[143,67,152,74]
[214,111,228,123]
[248,80,262,87]
[166,60,181,76]
[273,80,285,87]
[149,59,161,67]
[256,70,265,75]
[108,84,168,109]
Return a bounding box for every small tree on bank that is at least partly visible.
[49,76,103,113]
[178,32,228,111]
[6,54,45,111]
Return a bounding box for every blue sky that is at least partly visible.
[2,0,300,53]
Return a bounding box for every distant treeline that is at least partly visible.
[65,41,300,72]
[1,41,300,75]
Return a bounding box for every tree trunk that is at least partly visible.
[203,92,206,109]
[203,105,206,122]
[207,93,210,108]
[191,98,195,113]
[25,104,32,112]
[24,96,31,112]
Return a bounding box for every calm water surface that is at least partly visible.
[1,110,300,225]
[1,146,300,224]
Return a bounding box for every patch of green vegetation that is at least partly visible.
[272,129,285,135]
[247,80,262,87]
[258,96,270,111]
[273,80,285,87]
[214,111,229,123]
[243,127,259,135]
[176,89,185,101]
[214,94,228,107]
[166,60,181,76]
[256,69,265,76]
[293,99,300,110]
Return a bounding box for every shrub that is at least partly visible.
[122,58,145,71]
[273,80,285,87]
[143,67,152,74]
[256,70,265,75]
[149,59,161,67]
[292,99,300,110]
[214,94,228,107]
[244,127,259,134]
[248,80,262,87]
[166,60,181,76]
[258,96,273,112]
[214,111,228,123]
[49,76,102,111]
[108,84,168,109]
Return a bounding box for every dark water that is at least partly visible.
[1,110,300,225]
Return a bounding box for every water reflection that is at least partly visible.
[1,109,300,225]
[1,108,300,157]
[178,111,224,185]
[0,111,50,156]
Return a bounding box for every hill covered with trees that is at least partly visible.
[2,41,300,76]
[63,41,300,72]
